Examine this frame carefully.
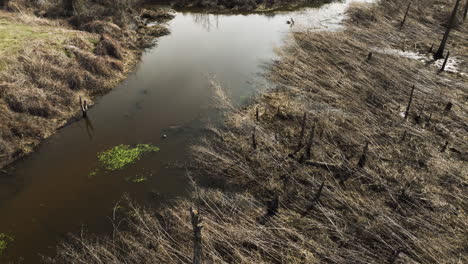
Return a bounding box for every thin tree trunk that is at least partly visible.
[440,51,450,71]
[400,2,411,30]
[404,85,415,120]
[464,0,467,20]
[63,0,75,15]
[434,0,461,60]
[294,112,307,153]
[190,207,203,264]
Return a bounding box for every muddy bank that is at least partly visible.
[0,3,174,169]
[48,0,467,263]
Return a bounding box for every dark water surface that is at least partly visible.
[0,1,371,262]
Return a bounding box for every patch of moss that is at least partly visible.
[97,144,159,171]
[0,233,13,256]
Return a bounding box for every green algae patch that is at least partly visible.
[97,144,159,171]
[0,233,13,256]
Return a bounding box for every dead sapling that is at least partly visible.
[428,43,434,54]
[255,107,259,122]
[416,97,427,124]
[79,96,89,118]
[190,207,203,264]
[275,105,287,120]
[440,51,450,72]
[293,112,307,155]
[357,142,369,168]
[426,112,433,127]
[444,102,453,112]
[399,2,412,30]
[464,0,467,20]
[301,181,325,217]
[441,141,449,152]
[304,123,316,160]
[259,195,280,224]
[404,85,415,120]
[400,130,407,143]
[434,0,461,60]
[252,128,257,150]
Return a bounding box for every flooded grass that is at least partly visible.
[97,144,160,171]
[126,175,148,183]
[0,234,13,257]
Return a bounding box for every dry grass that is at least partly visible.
[48,0,467,263]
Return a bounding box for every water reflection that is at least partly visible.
[83,116,95,140]
[192,13,220,31]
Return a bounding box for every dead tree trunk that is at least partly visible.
[399,2,411,30]
[305,124,315,160]
[434,0,461,60]
[444,102,453,112]
[294,112,307,153]
[428,43,434,53]
[79,97,88,117]
[400,130,407,142]
[190,207,203,264]
[440,51,450,71]
[252,129,257,150]
[63,0,75,14]
[357,142,369,168]
[441,141,449,152]
[302,181,325,217]
[404,85,415,120]
[464,0,467,20]
[267,195,280,217]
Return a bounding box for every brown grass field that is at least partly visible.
[39,0,468,263]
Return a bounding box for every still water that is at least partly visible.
[0,1,371,262]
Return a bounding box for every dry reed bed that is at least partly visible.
[49,0,467,263]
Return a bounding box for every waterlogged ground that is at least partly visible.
[0,1,373,262]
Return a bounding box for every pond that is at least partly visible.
[0,0,372,262]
